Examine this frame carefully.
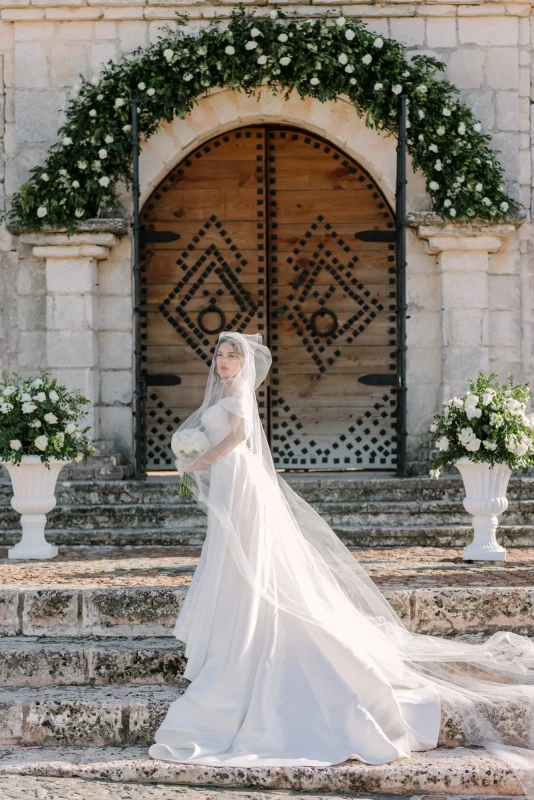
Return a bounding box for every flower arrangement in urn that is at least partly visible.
[0,370,94,559]
[428,373,534,561]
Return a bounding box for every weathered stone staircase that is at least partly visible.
[0,473,532,795]
[1,473,534,549]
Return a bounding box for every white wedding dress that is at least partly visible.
[150,332,534,788]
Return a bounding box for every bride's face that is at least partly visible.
[215,341,242,380]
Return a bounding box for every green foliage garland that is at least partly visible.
[9,6,519,231]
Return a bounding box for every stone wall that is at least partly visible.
[0,0,532,468]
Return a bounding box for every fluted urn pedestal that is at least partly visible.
[1,455,71,559]
[455,457,511,562]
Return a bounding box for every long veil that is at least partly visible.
[173,330,534,792]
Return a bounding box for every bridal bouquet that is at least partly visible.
[171,428,210,496]
[428,372,534,478]
[0,369,94,467]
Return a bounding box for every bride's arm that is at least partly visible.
[184,415,248,470]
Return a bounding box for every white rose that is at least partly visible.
[71,180,80,189]
[392,84,402,95]
[345,29,355,40]
[163,49,174,60]
[349,77,357,85]
[99,176,111,188]
[464,395,478,407]
[37,207,47,219]
[138,82,146,90]
[98,149,108,159]
[65,422,77,434]
[30,420,41,428]
[10,440,21,451]
[500,201,509,212]
[225,45,235,55]
[245,40,258,50]
[436,436,449,451]
[78,161,87,170]
[123,125,132,133]
[49,390,59,403]
[434,160,443,172]
[34,435,48,452]
[3,387,16,396]
[250,27,261,37]
[257,55,268,65]
[310,77,320,85]
[114,98,125,108]
[345,65,354,73]
[429,181,439,191]
[63,137,73,145]
[270,9,278,17]
[183,74,193,81]
[22,402,37,414]
[89,109,97,117]
[374,82,383,91]
[473,122,482,132]
[466,405,482,420]
[483,440,498,451]
[336,15,346,25]
[373,37,383,48]
[361,54,372,65]
[41,173,49,182]
[437,126,445,136]
[105,135,114,144]
[458,123,466,135]
[279,56,291,66]
[338,54,348,65]
[442,108,451,116]
[34,392,46,402]
[444,199,451,208]
[429,423,438,433]
[429,144,438,153]
[146,88,156,96]
[465,438,481,452]
[75,209,84,218]
[278,33,288,42]
[44,412,58,424]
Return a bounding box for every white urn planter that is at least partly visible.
[1,455,71,560]
[455,456,511,562]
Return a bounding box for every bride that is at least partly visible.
[149,331,534,790]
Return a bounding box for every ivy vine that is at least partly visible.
[9,5,519,231]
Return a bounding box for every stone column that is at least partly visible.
[19,231,119,438]
[410,216,519,404]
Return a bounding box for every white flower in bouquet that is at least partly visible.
[29,420,41,428]
[34,392,46,402]
[10,440,21,451]
[22,402,37,414]
[436,436,449,451]
[49,390,59,403]
[465,404,482,420]
[458,427,477,447]
[34,435,48,451]
[44,412,58,424]
[65,422,77,434]
[171,428,209,460]
[481,391,495,405]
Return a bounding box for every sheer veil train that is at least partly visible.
[149,330,534,794]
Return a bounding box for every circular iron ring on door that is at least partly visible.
[198,306,226,335]
[309,308,338,338]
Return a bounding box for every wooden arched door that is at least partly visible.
[140,125,397,471]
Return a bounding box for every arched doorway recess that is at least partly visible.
[140,124,397,471]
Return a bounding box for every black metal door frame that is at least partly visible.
[131,100,408,479]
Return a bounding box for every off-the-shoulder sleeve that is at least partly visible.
[218,393,252,421]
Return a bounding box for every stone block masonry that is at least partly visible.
[0,0,531,468]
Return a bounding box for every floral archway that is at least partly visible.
[9,5,518,230]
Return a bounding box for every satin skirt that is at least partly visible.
[149,445,441,767]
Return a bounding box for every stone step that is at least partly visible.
[1,499,533,533]
[1,777,520,800]
[0,632,515,689]
[2,475,534,506]
[2,585,533,638]
[0,684,525,749]
[0,524,530,548]
[0,637,187,687]
[0,745,523,795]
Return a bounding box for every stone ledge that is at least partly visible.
[0,745,523,794]
[6,218,129,238]
[407,211,524,239]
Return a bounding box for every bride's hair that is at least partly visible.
[213,334,246,383]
